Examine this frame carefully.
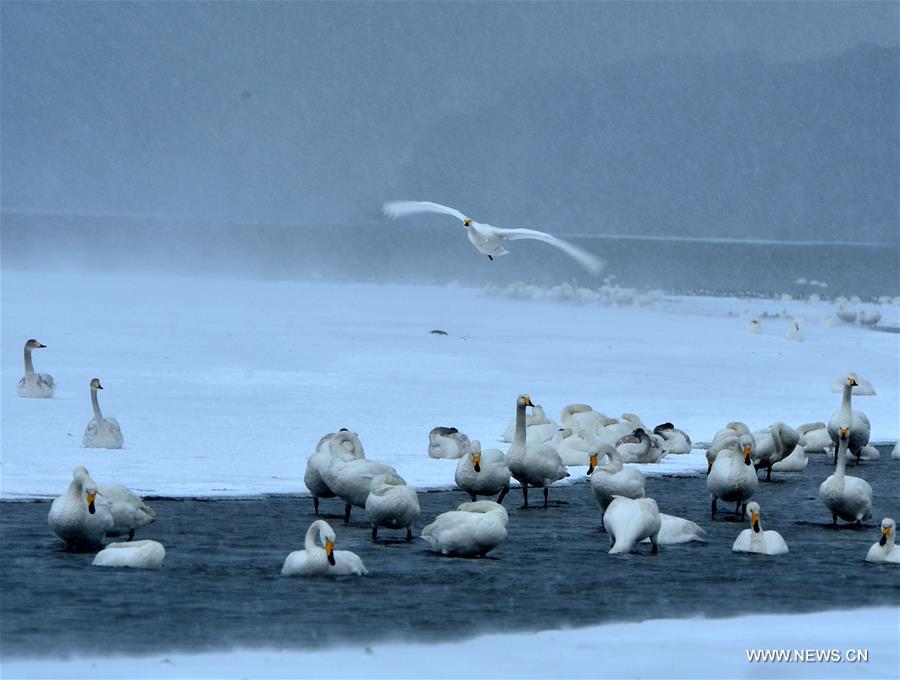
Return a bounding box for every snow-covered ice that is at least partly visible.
[1,271,897,499]
[3,607,897,679]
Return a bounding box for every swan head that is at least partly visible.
[463,218,473,228]
[25,339,46,349]
[90,378,104,390]
[838,425,849,442]
[315,522,338,565]
[880,518,895,546]
[519,394,535,408]
[653,422,674,435]
[746,501,762,532]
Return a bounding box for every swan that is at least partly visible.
[828,374,874,464]
[383,201,603,274]
[506,394,569,507]
[893,442,900,460]
[602,414,648,442]
[421,501,508,557]
[615,428,665,464]
[732,502,789,555]
[653,423,692,455]
[17,339,55,398]
[707,422,753,472]
[560,404,614,436]
[836,306,857,324]
[819,425,873,525]
[282,520,367,576]
[550,428,598,466]
[771,441,808,472]
[846,445,880,462]
[501,404,554,443]
[785,320,804,341]
[603,496,662,554]
[365,473,420,540]
[865,518,900,564]
[304,429,366,514]
[746,319,762,334]
[654,514,706,545]
[48,466,114,550]
[82,378,124,449]
[707,436,757,517]
[797,422,833,453]
[858,310,881,327]
[92,541,166,570]
[455,441,510,503]
[588,444,645,513]
[321,455,401,523]
[428,426,472,459]
[95,484,155,540]
[752,422,801,481]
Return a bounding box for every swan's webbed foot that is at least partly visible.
[313,497,319,515]
[521,484,529,508]
[344,504,352,525]
[765,466,772,482]
[543,487,549,509]
[127,529,135,541]
[371,525,378,541]
[405,527,413,541]
[651,541,658,555]
[497,486,509,505]
[711,497,717,518]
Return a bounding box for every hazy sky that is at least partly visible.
[2,1,897,224]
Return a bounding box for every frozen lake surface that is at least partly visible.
[2,447,897,659]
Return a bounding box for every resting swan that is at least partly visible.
[501,404,554,443]
[17,339,55,398]
[93,541,166,570]
[828,375,873,465]
[304,429,365,514]
[455,441,510,503]
[752,422,800,481]
[797,422,833,453]
[732,502,789,555]
[653,423,692,455]
[588,444,645,513]
[560,404,614,436]
[48,466,114,550]
[506,395,569,507]
[707,436,757,517]
[82,378,124,449]
[428,426,472,459]
[421,501,509,557]
[95,484,155,540]
[819,425,873,525]
[771,441,808,472]
[282,520,367,576]
[365,473,420,540]
[321,455,401,524]
[865,518,900,564]
[615,428,665,464]
[603,496,661,554]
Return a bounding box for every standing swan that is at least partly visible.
[732,502,789,555]
[304,429,365,514]
[454,441,510,503]
[506,394,569,508]
[48,466,114,550]
[82,378,124,449]
[865,518,900,564]
[365,473,420,540]
[827,375,873,465]
[282,520,367,576]
[707,436,757,518]
[819,425,873,525]
[603,496,662,554]
[17,339,55,398]
[752,422,800,481]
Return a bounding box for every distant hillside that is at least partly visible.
[396,45,898,245]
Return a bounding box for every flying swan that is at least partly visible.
[383,201,604,274]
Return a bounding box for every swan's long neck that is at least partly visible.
[834,437,848,486]
[771,426,784,457]
[305,523,322,552]
[67,476,85,504]
[24,347,35,374]
[514,401,527,447]
[605,449,624,473]
[841,385,853,419]
[750,522,766,552]
[90,388,103,421]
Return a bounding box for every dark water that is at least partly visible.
[1,447,898,659]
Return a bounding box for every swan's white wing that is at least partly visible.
[383,201,467,223]
[496,227,604,274]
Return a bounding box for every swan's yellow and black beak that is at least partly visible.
[86,491,97,514]
[463,218,472,228]
[839,426,849,440]
[97,383,104,390]
[751,511,760,533]
[880,527,890,546]
[587,453,598,476]
[472,453,481,473]
[849,376,858,387]
[325,539,336,565]
[37,342,47,348]
[743,446,752,466]
[522,395,534,407]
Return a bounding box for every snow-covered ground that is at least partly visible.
[4,607,897,679]
[1,270,897,499]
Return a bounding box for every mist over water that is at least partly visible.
[1,2,898,294]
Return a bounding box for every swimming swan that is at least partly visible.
[707,436,757,517]
[819,425,873,525]
[828,375,873,465]
[506,394,569,507]
[455,441,510,503]
[421,501,509,557]
[321,455,401,524]
[383,201,603,274]
[82,378,124,449]
[48,466,114,550]
[93,540,166,570]
[365,473,420,540]
[603,496,662,554]
[428,426,472,459]
[732,502,789,555]
[17,339,55,398]
[865,518,900,564]
[304,429,365,514]
[282,520,368,576]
